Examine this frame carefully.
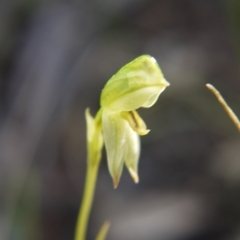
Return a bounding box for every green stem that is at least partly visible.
[74,158,100,240]
[74,108,103,240]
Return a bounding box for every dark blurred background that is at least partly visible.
[0,0,240,239]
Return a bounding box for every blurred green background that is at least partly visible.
[0,0,240,239]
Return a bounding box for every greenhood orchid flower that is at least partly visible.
[86,55,169,188]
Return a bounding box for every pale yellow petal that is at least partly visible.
[142,79,169,108]
[102,109,127,188]
[107,86,167,111]
[100,55,169,111]
[124,126,140,183]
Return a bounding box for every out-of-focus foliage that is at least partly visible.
[0,0,240,240]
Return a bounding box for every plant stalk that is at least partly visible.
[74,157,100,240]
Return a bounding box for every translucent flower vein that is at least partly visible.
[86,55,170,188]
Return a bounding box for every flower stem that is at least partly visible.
[74,158,100,240]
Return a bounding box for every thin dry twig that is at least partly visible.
[206,83,240,132]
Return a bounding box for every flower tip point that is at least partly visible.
[139,129,150,136]
[164,79,170,86]
[113,177,120,189]
[85,108,91,116]
[128,167,139,183]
